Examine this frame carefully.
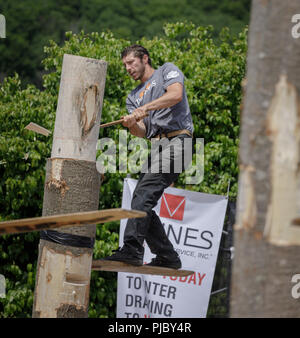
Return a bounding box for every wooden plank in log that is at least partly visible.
[25,122,51,136]
[91,259,194,277]
[0,209,146,235]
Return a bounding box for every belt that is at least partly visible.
[153,129,192,140]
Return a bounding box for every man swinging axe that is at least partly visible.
[104,45,194,269]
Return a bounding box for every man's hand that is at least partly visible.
[122,106,148,128]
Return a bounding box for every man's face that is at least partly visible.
[122,52,147,81]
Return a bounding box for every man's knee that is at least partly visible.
[131,194,155,215]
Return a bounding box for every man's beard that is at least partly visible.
[136,64,146,81]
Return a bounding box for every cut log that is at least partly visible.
[230,0,300,318]
[33,54,108,318]
[91,259,194,277]
[0,209,146,235]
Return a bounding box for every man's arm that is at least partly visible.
[143,82,183,112]
[128,120,147,138]
[122,82,183,137]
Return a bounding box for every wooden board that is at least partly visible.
[0,209,146,235]
[25,122,51,136]
[91,259,194,277]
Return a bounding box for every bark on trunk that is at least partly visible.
[32,54,107,318]
[230,0,300,317]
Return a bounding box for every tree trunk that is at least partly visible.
[32,54,107,318]
[230,0,300,317]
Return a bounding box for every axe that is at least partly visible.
[25,112,149,136]
[100,112,149,128]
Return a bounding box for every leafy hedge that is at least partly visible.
[0,22,247,317]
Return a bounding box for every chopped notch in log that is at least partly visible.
[46,178,69,197]
[45,159,69,197]
[80,84,99,138]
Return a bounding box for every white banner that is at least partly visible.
[117,178,228,318]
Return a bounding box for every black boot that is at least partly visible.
[146,253,182,269]
[103,247,143,266]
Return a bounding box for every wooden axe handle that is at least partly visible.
[100,112,149,128]
[100,118,124,128]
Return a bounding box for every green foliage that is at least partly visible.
[0,74,55,219]
[0,22,247,317]
[0,73,55,317]
[0,0,250,87]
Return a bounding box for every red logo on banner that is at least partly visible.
[159,193,186,221]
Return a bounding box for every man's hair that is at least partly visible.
[121,44,152,66]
